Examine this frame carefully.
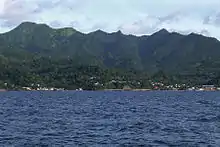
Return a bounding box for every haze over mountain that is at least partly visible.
[0,22,220,75]
[0,0,220,39]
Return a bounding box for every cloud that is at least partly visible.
[0,0,39,28]
[0,0,220,39]
[119,11,220,39]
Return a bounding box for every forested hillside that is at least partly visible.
[1,22,220,89]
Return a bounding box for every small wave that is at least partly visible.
[196,115,220,122]
[196,100,213,105]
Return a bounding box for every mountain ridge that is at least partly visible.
[0,22,220,74]
[2,21,207,38]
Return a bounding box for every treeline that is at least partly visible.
[0,57,151,90]
[1,56,220,90]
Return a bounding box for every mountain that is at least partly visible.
[1,21,220,74]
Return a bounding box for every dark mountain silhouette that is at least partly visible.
[1,22,220,74]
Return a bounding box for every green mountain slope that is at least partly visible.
[1,22,220,73]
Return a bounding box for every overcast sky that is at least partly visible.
[0,0,220,39]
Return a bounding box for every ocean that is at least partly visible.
[0,91,219,146]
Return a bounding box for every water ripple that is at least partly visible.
[0,91,219,146]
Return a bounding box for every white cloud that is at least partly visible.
[0,0,220,39]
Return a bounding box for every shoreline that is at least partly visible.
[1,89,219,92]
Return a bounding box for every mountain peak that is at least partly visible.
[15,22,37,29]
[20,21,36,25]
[8,21,53,35]
[15,22,52,30]
[93,29,106,34]
[155,28,169,35]
[116,30,122,33]
[115,30,123,34]
[110,30,123,36]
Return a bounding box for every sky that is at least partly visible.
[0,0,220,39]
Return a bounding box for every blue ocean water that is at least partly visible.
[0,91,220,146]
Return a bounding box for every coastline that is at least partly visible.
[0,88,219,92]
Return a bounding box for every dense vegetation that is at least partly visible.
[0,57,152,90]
[0,22,220,90]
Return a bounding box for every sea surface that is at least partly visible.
[0,91,220,147]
